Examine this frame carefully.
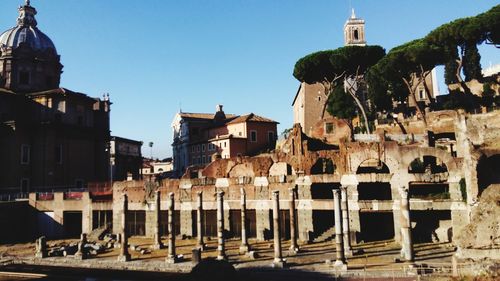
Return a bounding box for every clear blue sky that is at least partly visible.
[1,0,498,158]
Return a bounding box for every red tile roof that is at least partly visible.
[226,113,278,125]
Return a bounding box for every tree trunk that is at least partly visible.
[403,75,428,127]
[455,57,472,95]
[344,78,371,134]
[319,82,331,120]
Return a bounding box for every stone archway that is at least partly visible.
[408,155,448,174]
[400,147,459,174]
[356,159,392,200]
[356,159,390,174]
[407,155,450,200]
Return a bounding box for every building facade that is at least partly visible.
[172,105,278,177]
[110,136,142,181]
[0,1,110,193]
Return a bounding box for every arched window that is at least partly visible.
[353,29,359,40]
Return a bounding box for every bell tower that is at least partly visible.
[344,9,366,46]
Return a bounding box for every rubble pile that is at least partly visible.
[456,184,500,250]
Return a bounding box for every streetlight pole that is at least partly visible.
[149,142,154,160]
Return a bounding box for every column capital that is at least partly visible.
[272,190,280,199]
[332,189,340,196]
[398,186,409,199]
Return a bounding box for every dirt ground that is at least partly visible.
[0,236,457,272]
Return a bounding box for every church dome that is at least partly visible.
[0,1,57,53]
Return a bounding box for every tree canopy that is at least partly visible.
[293,45,385,133]
[367,39,445,123]
[293,45,386,83]
[425,5,500,85]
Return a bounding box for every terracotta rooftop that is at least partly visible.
[226,113,278,125]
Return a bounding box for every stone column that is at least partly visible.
[35,236,47,258]
[239,187,250,254]
[288,187,299,255]
[272,190,285,268]
[333,189,346,266]
[296,177,314,243]
[216,191,227,260]
[196,191,205,250]
[399,187,414,262]
[74,233,87,260]
[117,194,131,262]
[340,186,352,256]
[153,190,163,250]
[166,192,177,263]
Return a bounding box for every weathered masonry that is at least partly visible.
[27,110,500,252]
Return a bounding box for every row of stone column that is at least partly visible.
[113,186,413,264]
[330,186,414,268]
[130,188,299,265]
[117,192,178,263]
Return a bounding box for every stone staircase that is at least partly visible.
[313,226,336,243]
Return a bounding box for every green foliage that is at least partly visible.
[463,43,482,81]
[293,50,338,84]
[424,5,500,86]
[442,90,482,112]
[444,60,459,84]
[367,39,444,104]
[409,158,425,173]
[326,86,356,120]
[293,45,386,83]
[459,178,467,202]
[482,82,495,107]
[366,62,407,112]
[443,45,460,84]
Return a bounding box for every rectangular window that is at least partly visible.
[191,146,195,153]
[202,155,206,164]
[268,131,275,144]
[224,141,227,148]
[21,144,30,164]
[197,145,200,152]
[57,100,66,113]
[20,178,30,193]
[250,130,257,142]
[325,122,335,134]
[201,144,205,152]
[419,88,426,100]
[55,144,63,164]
